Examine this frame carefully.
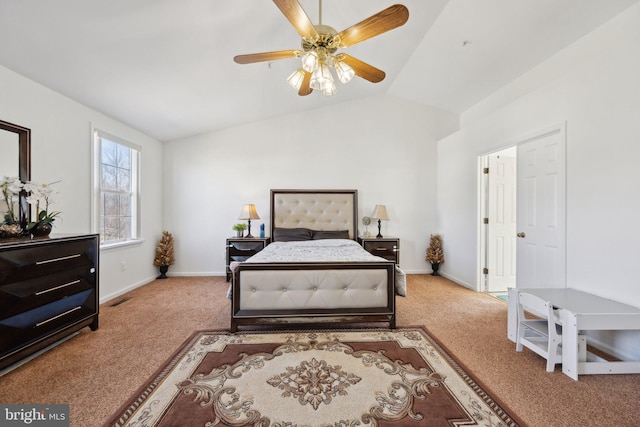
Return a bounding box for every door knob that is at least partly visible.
[517,232,526,238]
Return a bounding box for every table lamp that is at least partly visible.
[371,205,389,238]
[238,204,260,238]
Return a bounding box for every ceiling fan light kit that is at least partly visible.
[334,59,355,84]
[234,0,409,97]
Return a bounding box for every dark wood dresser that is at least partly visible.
[0,234,99,371]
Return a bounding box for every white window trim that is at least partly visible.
[91,126,142,247]
[100,239,145,251]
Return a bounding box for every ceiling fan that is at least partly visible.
[233,0,409,96]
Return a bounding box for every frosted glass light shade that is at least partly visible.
[287,68,306,90]
[323,81,337,96]
[310,63,333,91]
[301,51,319,73]
[334,59,355,83]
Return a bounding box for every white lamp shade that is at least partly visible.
[334,59,355,84]
[371,205,389,221]
[310,63,334,91]
[301,51,319,73]
[238,204,260,220]
[287,68,306,90]
[323,81,337,96]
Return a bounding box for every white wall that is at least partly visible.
[163,94,457,275]
[438,4,640,358]
[0,65,164,303]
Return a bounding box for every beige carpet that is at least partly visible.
[0,275,639,426]
[106,328,520,426]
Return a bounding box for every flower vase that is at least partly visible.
[157,265,169,279]
[0,223,23,238]
[431,262,440,276]
[30,222,52,237]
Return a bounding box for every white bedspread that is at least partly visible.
[248,239,388,262]
[229,239,406,296]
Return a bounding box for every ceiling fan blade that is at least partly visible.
[298,71,313,96]
[234,50,299,64]
[273,0,318,38]
[337,54,386,83]
[337,4,409,48]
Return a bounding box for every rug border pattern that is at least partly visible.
[107,326,522,427]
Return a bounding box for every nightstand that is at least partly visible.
[226,237,270,281]
[359,237,400,264]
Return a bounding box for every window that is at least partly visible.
[93,129,141,246]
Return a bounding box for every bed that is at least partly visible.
[230,189,403,332]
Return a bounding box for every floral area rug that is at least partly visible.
[106,328,520,427]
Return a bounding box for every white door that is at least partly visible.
[487,153,517,292]
[516,126,566,289]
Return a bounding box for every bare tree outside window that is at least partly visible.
[94,130,140,245]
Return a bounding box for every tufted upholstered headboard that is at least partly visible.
[270,189,358,240]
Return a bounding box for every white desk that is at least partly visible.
[507,288,640,380]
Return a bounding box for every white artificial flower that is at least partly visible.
[1,176,23,224]
[23,180,61,226]
[7,178,24,194]
[26,194,40,205]
[23,182,40,195]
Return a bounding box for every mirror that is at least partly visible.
[0,119,31,227]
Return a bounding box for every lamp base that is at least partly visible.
[376,219,383,238]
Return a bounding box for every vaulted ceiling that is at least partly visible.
[1,0,637,141]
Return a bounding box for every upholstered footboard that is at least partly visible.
[231,262,396,332]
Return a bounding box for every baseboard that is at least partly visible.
[167,272,224,277]
[155,271,444,277]
[98,271,475,306]
[100,273,229,304]
[189,271,443,277]
[586,335,638,362]
[440,272,476,290]
[100,276,156,305]
[161,271,458,277]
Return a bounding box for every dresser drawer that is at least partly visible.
[0,288,96,356]
[0,239,96,285]
[228,242,265,262]
[0,266,96,318]
[364,241,397,255]
[360,238,400,264]
[228,241,265,253]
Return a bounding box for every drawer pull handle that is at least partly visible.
[35,280,81,296]
[375,248,387,251]
[36,254,82,265]
[35,306,82,327]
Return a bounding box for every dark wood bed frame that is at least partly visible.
[230,189,396,332]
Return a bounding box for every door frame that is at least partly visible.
[477,122,567,292]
